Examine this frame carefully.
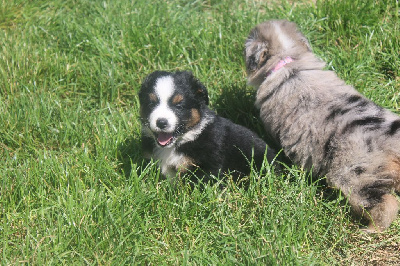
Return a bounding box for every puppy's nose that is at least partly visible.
[156,118,169,129]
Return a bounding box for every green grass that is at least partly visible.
[1,0,399,264]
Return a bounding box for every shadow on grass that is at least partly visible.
[213,85,291,164]
[211,85,262,135]
[117,135,148,178]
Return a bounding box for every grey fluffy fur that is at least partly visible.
[245,19,400,232]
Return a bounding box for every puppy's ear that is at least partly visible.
[281,20,312,52]
[288,22,311,52]
[244,31,258,72]
[245,42,269,72]
[245,27,270,72]
[180,71,209,105]
[299,34,312,51]
[192,75,209,105]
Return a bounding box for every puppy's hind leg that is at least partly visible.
[352,175,399,233]
[365,157,400,232]
[364,193,399,233]
[361,157,400,232]
[331,170,399,233]
[329,152,400,232]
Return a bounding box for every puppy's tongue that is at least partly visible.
[157,132,173,146]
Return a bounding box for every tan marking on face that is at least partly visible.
[172,94,184,105]
[186,108,200,128]
[149,93,157,102]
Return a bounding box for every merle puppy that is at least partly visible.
[245,19,400,232]
[139,70,278,182]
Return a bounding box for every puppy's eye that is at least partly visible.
[148,101,157,107]
[174,102,184,110]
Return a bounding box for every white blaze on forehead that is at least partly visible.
[273,22,293,50]
[155,75,174,103]
[149,76,178,132]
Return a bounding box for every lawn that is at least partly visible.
[0,0,399,264]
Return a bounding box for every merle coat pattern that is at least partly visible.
[244,20,400,232]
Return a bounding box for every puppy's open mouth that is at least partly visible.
[156,132,175,146]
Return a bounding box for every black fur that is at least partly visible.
[177,114,274,181]
[341,116,385,134]
[139,71,278,181]
[387,120,400,136]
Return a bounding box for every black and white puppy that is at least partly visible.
[139,70,278,181]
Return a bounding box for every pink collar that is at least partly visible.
[268,56,294,75]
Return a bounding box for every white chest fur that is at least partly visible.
[153,146,188,177]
